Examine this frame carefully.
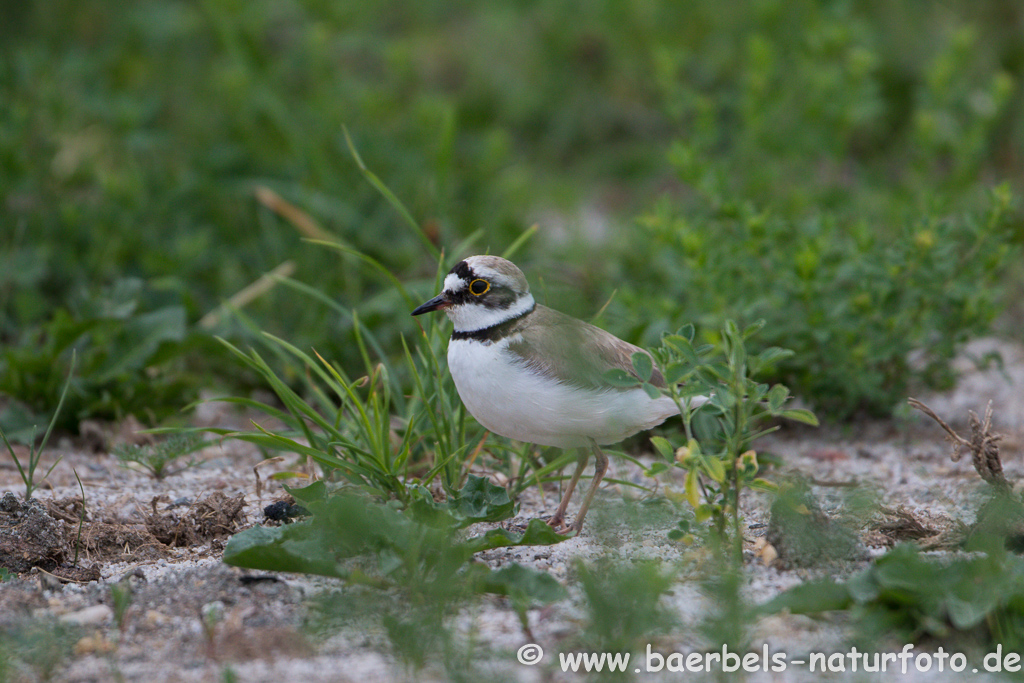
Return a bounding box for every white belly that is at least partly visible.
[447,338,680,448]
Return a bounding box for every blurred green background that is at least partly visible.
[1,0,1022,431]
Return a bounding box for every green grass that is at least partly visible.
[2,0,1022,428]
[2,2,1024,675]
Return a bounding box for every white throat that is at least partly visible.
[446,292,536,333]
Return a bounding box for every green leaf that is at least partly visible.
[684,468,701,507]
[780,409,819,426]
[663,363,691,385]
[751,346,795,373]
[445,474,516,525]
[761,579,852,615]
[845,569,881,603]
[645,461,670,477]
[649,436,674,461]
[501,224,539,261]
[406,475,516,528]
[713,388,736,409]
[631,351,653,382]
[748,478,778,493]
[741,319,767,339]
[477,562,568,605]
[223,524,342,577]
[94,306,186,383]
[767,384,789,413]
[284,480,329,506]
[704,456,726,483]
[466,518,573,552]
[641,382,662,399]
[666,336,701,366]
[947,595,993,630]
[603,368,641,387]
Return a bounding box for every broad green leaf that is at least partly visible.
[714,389,736,409]
[477,562,567,605]
[704,456,726,483]
[649,436,674,461]
[767,383,789,413]
[445,474,517,525]
[407,475,516,528]
[284,480,328,506]
[603,368,640,387]
[663,363,692,385]
[631,351,653,382]
[947,595,993,630]
[223,524,341,577]
[694,504,714,524]
[466,518,573,552]
[94,306,186,383]
[845,569,881,603]
[645,461,670,477]
[760,579,852,615]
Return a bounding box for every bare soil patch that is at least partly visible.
[1,338,1022,682]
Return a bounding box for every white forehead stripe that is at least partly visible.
[443,272,467,292]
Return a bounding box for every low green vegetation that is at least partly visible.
[629,184,1016,418]
[112,432,205,480]
[0,619,79,683]
[0,278,209,433]
[610,320,817,557]
[224,478,567,673]
[766,540,1024,653]
[3,1,1024,678]
[0,353,74,499]
[576,559,677,655]
[2,0,1021,429]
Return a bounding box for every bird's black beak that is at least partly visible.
[411,292,449,316]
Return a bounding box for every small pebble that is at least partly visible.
[60,604,113,626]
[75,634,115,655]
[145,609,167,628]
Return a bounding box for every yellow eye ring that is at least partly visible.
[469,279,490,296]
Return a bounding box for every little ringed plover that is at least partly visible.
[412,255,704,533]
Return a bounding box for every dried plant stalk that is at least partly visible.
[908,398,1008,492]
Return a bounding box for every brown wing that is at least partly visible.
[504,305,665,390]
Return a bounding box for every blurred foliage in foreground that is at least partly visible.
[1,0,1022,427]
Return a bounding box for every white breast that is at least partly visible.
[447,337,680,448]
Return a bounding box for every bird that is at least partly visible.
[412,255,705,533]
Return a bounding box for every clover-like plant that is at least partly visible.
[608,320,817,559]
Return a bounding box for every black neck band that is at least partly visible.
[451,303,535,342]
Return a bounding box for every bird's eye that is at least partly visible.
[469,279,490,296]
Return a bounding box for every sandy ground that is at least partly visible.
[1,337,1023,683]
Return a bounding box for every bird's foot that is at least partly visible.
[545,514,574,536]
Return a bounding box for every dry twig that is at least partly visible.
[907,397,1008,492]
